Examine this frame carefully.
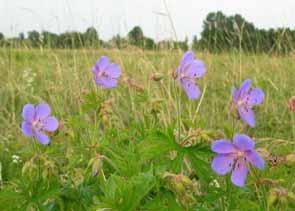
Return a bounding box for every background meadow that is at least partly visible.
[1,47,295,210]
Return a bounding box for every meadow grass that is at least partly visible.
[0,48,295,210]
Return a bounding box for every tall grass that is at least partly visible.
[0,47,295,210]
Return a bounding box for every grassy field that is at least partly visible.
[1,48,295,210]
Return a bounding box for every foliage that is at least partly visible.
[197,11,295,54]
[2,11,295,54]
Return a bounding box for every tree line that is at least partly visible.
[1,11,295,54]
[0,25,189,51]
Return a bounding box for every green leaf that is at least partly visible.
[138,130,179,160]
[95,171,156,210]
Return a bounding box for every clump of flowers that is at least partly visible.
[211,134,264,187]
[22,68,36,93]
[92,56,121,89]
[176,51,206,100]
[12,155,22,164]
[232,79,265,127]
[21,103,59,145]
[288,96,295,112]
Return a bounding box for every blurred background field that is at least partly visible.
[1,47,295,210]
[1,48,295,139]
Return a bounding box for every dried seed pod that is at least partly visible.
[288,96,295,112]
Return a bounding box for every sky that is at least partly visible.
[0,0,295,41]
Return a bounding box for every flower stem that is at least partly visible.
[32,138,41,180]
[251,167,267,210]
[291,113,295,152]
[174,79,182,143]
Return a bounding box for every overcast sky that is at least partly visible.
[1,0,295,41]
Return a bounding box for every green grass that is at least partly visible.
[0,48,295,210]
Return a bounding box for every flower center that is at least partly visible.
[236,95,251,107]
[97,70,108,79]
[237,99,245,107]
[236,151,244,157]
[180,73,187,79]
[32,119,43,130]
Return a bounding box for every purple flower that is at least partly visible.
[176,51,206,100]
[92,56,121,89]
[232,79,264,127]
[21,103,59,145]
[211,134,264,187]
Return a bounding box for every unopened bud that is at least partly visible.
[285,154,295,164]
[288,96,295,112]
[201,133,210,142]
[174,182,185,194]
[91,155,103,177]
[150,73,164,81]
[256,148,270,160]
[268,190,278,206]
[287,191,295,201]
[181,175,193,187]
[279,196,288,206]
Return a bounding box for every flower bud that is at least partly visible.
[150,73,164,81]
[287,191,295,201]
[268,190,278,206]
[181,175,193,187]
[22,158,37,178]
[256,148,270,160]
[288,96,295,112]
[279,196,288,206]
[88,154,103,177]
[92,158,103,177]
[285,154,295,164]
[174,182,185,194]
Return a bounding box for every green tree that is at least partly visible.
[58,31,84,48]
[0,32,5,40]
[19,32,25,41]
[128,26,144,47]
[192,35,198,50]
[42,31,59,48]
[144,37,155,50]
[0,32,4,47]
[83,27,99,47]
[28,30,41,48]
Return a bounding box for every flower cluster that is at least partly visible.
[12,155,22,164]
[22,68,36,93]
